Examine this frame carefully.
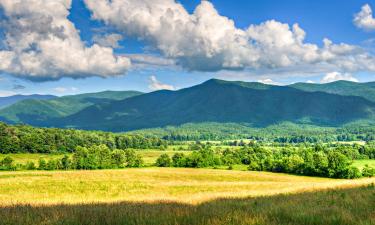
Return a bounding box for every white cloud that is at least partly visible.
[0,90,16,97]
[354,4,375,31]
[0,0,131,81]
[53,86,79,93]
[257,78,281,85]
[84,0,375,75]
[148,75,175,91]
[321,72,359,83]
[306,80,315,84]
[92,33,123,48]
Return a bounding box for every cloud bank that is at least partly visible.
[0,0,131,81]
[84,0,375,74]
[0,0,374,81]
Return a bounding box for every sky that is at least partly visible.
[0,0,375,96]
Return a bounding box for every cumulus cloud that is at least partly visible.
[92,33,123,48]
[354,4,375,31]
[148,75,175,91]
[84,0,375,74]
[320,72,358,83]
[0,0,131,81]
[257,78,281,85]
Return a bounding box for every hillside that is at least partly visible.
[0,94,56,109]
[290,80,375,102]
[57,79,375,131]
[0,91,143,124]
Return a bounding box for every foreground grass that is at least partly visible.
[0,185,374,225]
[0,168,374,205]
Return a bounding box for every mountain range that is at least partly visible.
[0,94,56,109]
[1,79,375,131]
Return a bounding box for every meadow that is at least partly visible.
[0,168,374,225]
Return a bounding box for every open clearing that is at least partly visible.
[0,168,374,206]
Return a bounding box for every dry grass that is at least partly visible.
[0,168,374,206]
[0,185,374,225]
[0,168,374,225]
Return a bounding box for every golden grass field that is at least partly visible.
[0,168,374,225]
[1,168,374,205]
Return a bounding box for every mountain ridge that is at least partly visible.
[1,79,375,132]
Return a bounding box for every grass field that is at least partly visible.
[1,168,374,205]
[0,168,374,225]
[352,159,375,170]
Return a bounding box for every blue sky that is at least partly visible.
[0,0,375,96]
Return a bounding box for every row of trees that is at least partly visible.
[0,145,144,171]
[132,122,375,142]
[0,123,167,154]
[156,144,375,179]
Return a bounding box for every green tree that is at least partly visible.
[0,156,14,170]
[172,153,187,167]
[111,150,125,168]
[61,155,71,170]
[156,154,172,167]
[38,158,47,170]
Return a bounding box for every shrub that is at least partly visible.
[61,155,71,170]
[344,166,362,179]
[125,150,143,168]
[25,161,36,170]
[0,156,15,170]
[111,150,126,168]
[38,158,47,170]
[172,153,187,167]
[362,165,375,177]
[156,154,172,167]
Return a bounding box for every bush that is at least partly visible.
[111,150,126,168]
[25,161,36,170]
[38,158,47,170]
[0,156,15,170]
[125,150,143,168]
[362,165,375,177]
[172,153,187,167]
[344,166,362,179]
[156,154,172,167]
[61,155,71,170]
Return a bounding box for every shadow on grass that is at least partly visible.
[1,185,374,225]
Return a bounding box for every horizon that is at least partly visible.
[0,0,375,96]
[0,78,371,97]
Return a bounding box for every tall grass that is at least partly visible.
[1,168,374,205]
[0,185,374,225]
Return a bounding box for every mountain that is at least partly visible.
[55,79,375,131]
[0,94,56,109]
[0,91,143,124]
[289,81,375,102]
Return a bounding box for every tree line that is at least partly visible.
[0,145,144,171]
[0,122,167,154]
[132,122,375,142]
[155,143,375,179]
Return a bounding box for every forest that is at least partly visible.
[0,122,167,154]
